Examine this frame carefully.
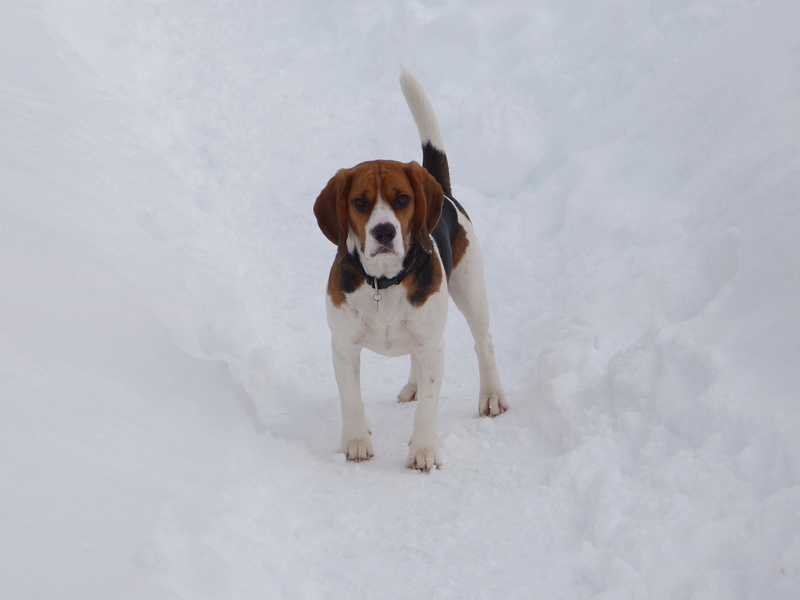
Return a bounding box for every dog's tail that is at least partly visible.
[400,69,452,197]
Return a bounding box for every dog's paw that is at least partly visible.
[479,392,509,417]
[342,437,374,462]
[406,441,441,473]
[397,383,417,403]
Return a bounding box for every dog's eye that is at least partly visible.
[394,194,411,208]
[352,197,369,212]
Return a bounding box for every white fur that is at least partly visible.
[325,71,508,472]
[394,210,507,417]
[345,194,408,279]
[326,253,449,470]
[400,68,446,151]
[445,213,507,417]
[363,196,405,260]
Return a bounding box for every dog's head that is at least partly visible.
[314,160,444,275]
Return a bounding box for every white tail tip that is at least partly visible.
[399,68,445,151]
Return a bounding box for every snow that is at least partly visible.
[2,0,799,597]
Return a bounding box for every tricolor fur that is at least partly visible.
[314,69,508,472]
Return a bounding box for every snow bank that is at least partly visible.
[2,0,799,598]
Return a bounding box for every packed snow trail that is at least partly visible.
[2,0,799,598]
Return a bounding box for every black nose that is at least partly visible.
[372,222,396,245]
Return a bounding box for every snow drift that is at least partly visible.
[2,0,799,598]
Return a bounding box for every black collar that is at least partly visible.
[351,245,422,290]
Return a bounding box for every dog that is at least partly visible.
[314,70,508,471]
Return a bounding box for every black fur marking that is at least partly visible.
[338,253,366,293]
[406,251,442,307]
[422,141,452,197]
[431,196,460,280]
[447,194,470,220]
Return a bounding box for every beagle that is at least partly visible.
[314,70,508,471]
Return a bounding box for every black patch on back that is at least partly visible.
[422,142,452,197]
[431,196,460,280]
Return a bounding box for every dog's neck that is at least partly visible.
[350,244,423,290]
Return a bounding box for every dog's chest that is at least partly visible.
[328,285,446,357]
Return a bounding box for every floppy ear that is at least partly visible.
[313,169,352,261]
[405,161,444,254]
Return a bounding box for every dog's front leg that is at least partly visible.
[331,339,373,462]
[407,338,444,472]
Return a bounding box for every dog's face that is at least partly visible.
[346,162,416,260]
[314,160,444,273]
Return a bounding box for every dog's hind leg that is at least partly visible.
[447,226,509,417]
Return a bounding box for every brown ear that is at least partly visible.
[405,161,444,254]
[313,169,352,261]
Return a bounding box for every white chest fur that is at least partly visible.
[326,281,448,357]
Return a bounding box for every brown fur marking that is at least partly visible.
[344,161,418,253]
[451,223,470,269]
[402,252,443,307]
[318,160,446,307]
[327,254,366,308]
